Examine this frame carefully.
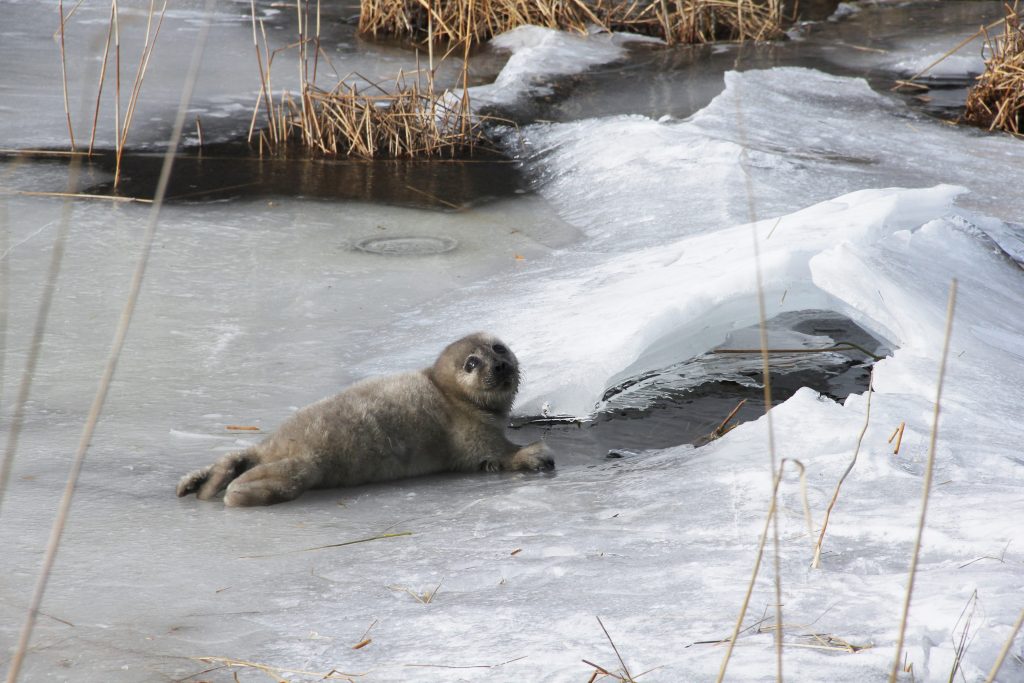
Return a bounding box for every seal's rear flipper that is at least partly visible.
[223,458,317,507]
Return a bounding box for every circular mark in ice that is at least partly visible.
[354,236,458,256]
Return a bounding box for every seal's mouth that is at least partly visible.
[488,364,519,389]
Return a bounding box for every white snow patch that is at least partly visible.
[470,26,660,106]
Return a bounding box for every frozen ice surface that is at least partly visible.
[3,9,1024,683]
[890,52,985,80]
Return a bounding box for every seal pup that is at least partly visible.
[176,332,553,506]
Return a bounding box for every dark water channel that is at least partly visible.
[9,1,1000,207]
[83,144,525,209]
[511,309,887,462]
[515,0,1004,125]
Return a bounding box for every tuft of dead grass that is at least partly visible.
[964,3,1024,135]
[358,0,783,46]
[251,2,500,159]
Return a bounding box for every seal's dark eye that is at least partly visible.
[464,356,481,372]
[492,344,508,355]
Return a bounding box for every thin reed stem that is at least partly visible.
[115,0,168,186]
[88,0,118,156]
[888,279,958,683]
[985,607,1024,683]
[714,59,783,683]
[58,0,76,151]
[0,160,80,518]
[714,461,786,683]
[747,100,784,683]
[3,5,215,679]
[812,370,874,568]
[0,199,8,411]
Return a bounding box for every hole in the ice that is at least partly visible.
[511,310,892,462]
[354,235,458,256]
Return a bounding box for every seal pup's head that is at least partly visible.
[428,332,520,415]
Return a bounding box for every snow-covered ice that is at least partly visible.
[2,2,1024,682]
[469,26,660,107]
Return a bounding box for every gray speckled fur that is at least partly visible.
[176,333,552,506]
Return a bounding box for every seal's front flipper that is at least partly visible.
[508,442,554,471]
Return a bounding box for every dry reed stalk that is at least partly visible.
[985,607,1024,683]
[714,458,802,683]
[113,0,122,168]
[351,619,378,649]
[887,279,958,683]
[388,577,445,603]
[0,149,88,157]
[10,190,152,204]
[893,11,1016,91]
[238,531,412,558]
[114,0,167,185]
[714,75,785,681]
[783,458,814,546]
[194,657,361,681]
[811,370,873,569]
[596,616,634,682]
[2,6,214,678]
[708,398,746,440]
[0,156,82,519]
[252,2,495,158]
[88,1,118,155]
[892,421,905,455]
[948,590,979,683]
[0,198,7,427]
[358,0,783,46]
[714,341,883,360]
[964,3,1024,135]
[57,1,77,152]
[750,148,783,683]
[279,75,493,158]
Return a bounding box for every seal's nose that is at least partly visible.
[493,360,509,375]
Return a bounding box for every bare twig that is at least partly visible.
[709,399,747,440]
[239,531,412,558]
[713,341,884,360]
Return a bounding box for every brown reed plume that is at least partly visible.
[358,0,783,46]
[964,2,1024,135]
